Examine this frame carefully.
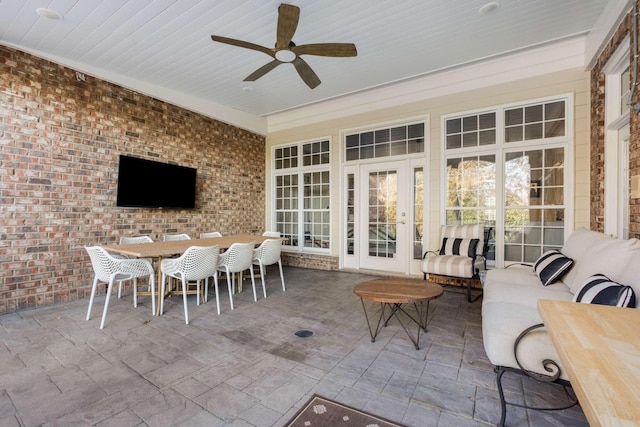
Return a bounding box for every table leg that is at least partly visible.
[155,256,163,316]
[361,300,432,350]
[359,298,388,343]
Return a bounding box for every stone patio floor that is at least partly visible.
[0,267,587,426]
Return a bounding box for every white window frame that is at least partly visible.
[441,94,574,267]
[271,137,332,254]
[603,36,631,238]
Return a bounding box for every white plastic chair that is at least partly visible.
[117,235,153,301]
[262,231,280,237]
[85,246,156,329]
[252,238,285,298]
[200,231,222,238]
[217,242,256,309]
[160,245,219,324]
[120,236,154,245]
[164,233,191,241]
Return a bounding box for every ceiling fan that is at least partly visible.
[211,3,357,89]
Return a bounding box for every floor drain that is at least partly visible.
[295,330,313,338]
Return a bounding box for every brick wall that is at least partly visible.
[590,3,640,237]
[0,46,265,314]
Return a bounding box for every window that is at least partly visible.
[504,100,565,142]
[445,112,496,149]
[504,148,565,263]
[621,65,631,115]
[345,123,424,161]
[273,139,330,251]
[443,97,570,266]
[445,155,496,225]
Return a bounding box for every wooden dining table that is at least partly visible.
[103,234,279,315]
[538,299,640,427]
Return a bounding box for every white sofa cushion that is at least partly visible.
[561,228,640,294]
[483,267,573,309]
[482,301,570,381]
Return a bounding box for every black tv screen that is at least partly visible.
[116,155,197,209]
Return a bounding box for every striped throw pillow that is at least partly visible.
[439,238,479,258]
[573,274,636,307]
[533,250,573,286]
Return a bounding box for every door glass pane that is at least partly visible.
[368,171,397,258]
[346,174,355,255]
[413,168,424,260]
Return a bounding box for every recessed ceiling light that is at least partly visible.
[479,2,500,15]
[36,8,62,20]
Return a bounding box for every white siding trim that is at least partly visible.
[266,36,587,133]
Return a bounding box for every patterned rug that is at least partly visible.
[284,394,407,427]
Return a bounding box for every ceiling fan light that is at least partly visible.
[275,49,296,63]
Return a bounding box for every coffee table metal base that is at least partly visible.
[359,299,431,350]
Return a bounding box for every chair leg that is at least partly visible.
[259,264,267,299]
[213,275,221,315]
[204,277,209,303]
[277,259,285,292]
[117,280,123,299]
[149,274,156,316]
[100,278,115,330]
[160,273,167,315]
[181,278,189,325]
[133,278,138,307]
[196,280,201,306]
[249,267,257,302]
[226,272,234,310]
[86,276,99,321]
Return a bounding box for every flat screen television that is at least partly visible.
[116,155,197,209]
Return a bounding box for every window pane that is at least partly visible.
[445,155,496,226]
[447,134,462,149]
[345,123,424,161]
[463,116,477,131]
[545,101,565,119]
[505,109,523,126]
[525,105,543,123]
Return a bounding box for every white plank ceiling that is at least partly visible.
[0,0,609,118]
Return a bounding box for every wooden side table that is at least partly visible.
[354,278,444,350]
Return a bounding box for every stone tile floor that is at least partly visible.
[0,267,587,426]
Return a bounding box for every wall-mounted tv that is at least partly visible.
[116,155,197,209]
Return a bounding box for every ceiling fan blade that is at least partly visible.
[293,43,357,57]
[211,35,274,57]
[276,4,300,50]
[244,60,282,81]
[292,57,321,89]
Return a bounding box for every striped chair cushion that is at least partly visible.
[422,255,475,279]
[439,238,479,258]
[533,250,573,286]
[573,274,636,307]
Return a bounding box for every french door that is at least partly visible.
[343,159,425,274]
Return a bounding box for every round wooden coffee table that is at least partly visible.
[354,278,443,350]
